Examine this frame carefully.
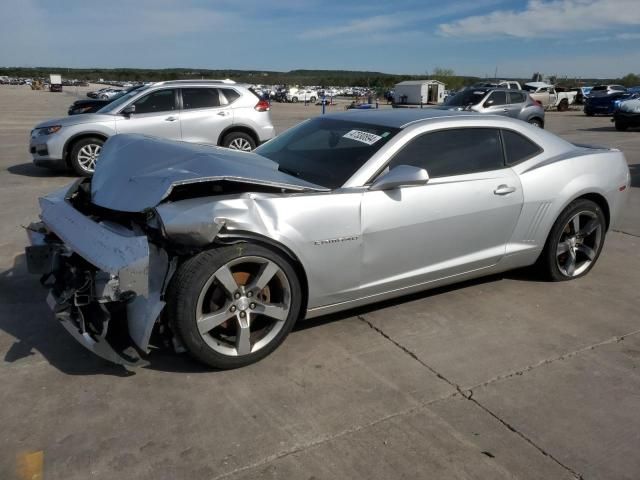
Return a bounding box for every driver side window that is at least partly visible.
[387,128,505,178]
[132,89,177,114]
[485,91,507,106]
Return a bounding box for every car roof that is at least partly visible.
[322,108,494,129]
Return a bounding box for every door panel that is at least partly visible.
[179,87,233,145]
[360,169,523,297]
[115,89,181,140]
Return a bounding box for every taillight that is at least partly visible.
[255,99,270,112]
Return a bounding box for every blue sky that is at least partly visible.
[0,0,638,78]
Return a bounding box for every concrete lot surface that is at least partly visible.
[0,85,639,479]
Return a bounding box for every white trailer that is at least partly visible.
[394,80,445,105]
[49,74,62,92]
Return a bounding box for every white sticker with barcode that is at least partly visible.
[343,130,383,145]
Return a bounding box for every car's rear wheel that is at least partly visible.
[310,96,317,103]
[615,119,628,131]
[291,97,299,103]
[557,99,569,112]
[528,118,543,128]
[222,131,256,152]
[69,137,104,176]
[168,244,302,369]
[539,199,606,281]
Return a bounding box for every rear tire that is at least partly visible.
[538,199,606,282]
[291,97,299,103]
[615,119,628,131]
[222,131,256,152]
[69,136,104,176]
[557,99,569,112]
[167,244,302,369]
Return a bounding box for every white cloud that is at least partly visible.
[438,0,640,38]
[300,0,503,39]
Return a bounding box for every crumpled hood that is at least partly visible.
[35,112,115,128]
[91,134,328,212]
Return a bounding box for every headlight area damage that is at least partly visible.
[25,134,326,366]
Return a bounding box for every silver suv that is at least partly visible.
[438,87,545,128]
[29,80,276,176]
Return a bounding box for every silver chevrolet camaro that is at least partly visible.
[25,109,630,369]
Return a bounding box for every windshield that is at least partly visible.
[97,86,150,113]
[445,89,487,107]
[255,117,400,189]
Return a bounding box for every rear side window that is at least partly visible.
[509,91,526,104]
[502,129,542,165]
[220,88,240,104]
[181,88,220,109]
[486,91,507,106]
[133,89,176,113]
[389,128,504,178]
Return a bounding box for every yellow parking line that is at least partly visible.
[17,450,43,480]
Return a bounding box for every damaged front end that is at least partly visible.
[25,181,171,366]
[25,134,328,366]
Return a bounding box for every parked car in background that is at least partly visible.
[439,87,545,127]
[86,87,111,99]
[287,88,318,103]
[25,109,630,368]
[30,80,275,176]
[68,85,147,115]
[97,88,123,100]
[472,80,522,90]
[524,82,577,111]
[613,97,640,131]
[584,86,630,116]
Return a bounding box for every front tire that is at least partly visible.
[557,99,569,112]
[528,118,544,128]
[538,199,606,281]
[69,137,104,176]
[167,244,302,369]
[222,131,256,152]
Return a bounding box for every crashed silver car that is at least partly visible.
[25,110,630,368]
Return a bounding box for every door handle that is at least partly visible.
[494,184,516,195]
[165,116,178,122]
[217,111,229,116]
[502,108,509,112]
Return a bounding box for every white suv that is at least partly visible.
[29,80,275,176]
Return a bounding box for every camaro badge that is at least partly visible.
[313,236,359,246]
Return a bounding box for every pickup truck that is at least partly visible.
[523,82,577,111]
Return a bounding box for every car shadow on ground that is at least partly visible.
[0,252,541,376]
[7,163,74,178]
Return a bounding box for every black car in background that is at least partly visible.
[68,85,146,115]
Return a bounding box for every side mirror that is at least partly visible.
[370,165,429,191]
[483,99,495,107]
[121,105,135,116]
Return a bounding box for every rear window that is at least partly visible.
[591,86,607,91]
[502,129,542,165]
[220,88,240,104]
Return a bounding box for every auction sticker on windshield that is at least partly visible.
[343,130,383,145]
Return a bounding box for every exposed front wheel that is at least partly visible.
[222,132,256,152]
[557,99,569,112]
[539,199,606,281]
[167,244,302,369]
[69,137,104,176]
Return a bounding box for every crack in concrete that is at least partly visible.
[613,229,640,238]
[469,329,640,393]
[210,402,424,480]
[357,314,584,480]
